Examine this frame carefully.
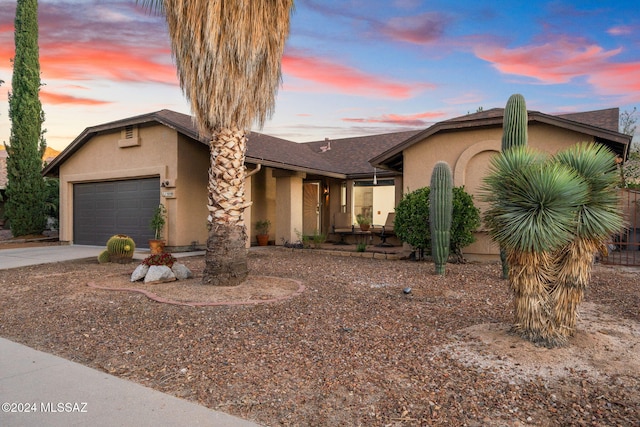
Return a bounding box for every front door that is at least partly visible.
[303,182,320,236]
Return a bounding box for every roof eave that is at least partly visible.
[245,157,346,179]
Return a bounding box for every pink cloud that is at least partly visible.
[607,25,634,36]
[0,1,175,85]
[40,91,111,106]
[475,36,621,84]
[588,62,640,102]
[40,43,177,84]
[282,51,433,99]
[379,12,448,45]
[342,111,445,126]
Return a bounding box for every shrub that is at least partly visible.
[394,186,481,261]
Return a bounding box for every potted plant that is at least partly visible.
[356,214,371,231]
[255,219,271,246]
[148,204,167,254]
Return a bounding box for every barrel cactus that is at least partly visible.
[429,161,453,275]
[97,249,111,264]
[499,94,529,279]
[106,234,136,263]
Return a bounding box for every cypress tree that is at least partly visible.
[5,0,47,236]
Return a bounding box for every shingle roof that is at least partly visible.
[556,108,620,132]
[43,109,417,179]
[155,109,420,177]
[43,107,630,180]
[371,107,631,171]
[303,131,421,177]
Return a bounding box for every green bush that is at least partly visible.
[394,186,481,261]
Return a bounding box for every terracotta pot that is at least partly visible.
[148,239,165,255]
[256,234,269,246]
[359,224,370,232]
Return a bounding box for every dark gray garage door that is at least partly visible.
[74,178,160,247]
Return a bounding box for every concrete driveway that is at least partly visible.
[0,245,110,269]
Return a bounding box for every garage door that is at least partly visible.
[73,178,160,247]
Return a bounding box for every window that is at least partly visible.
[353,179,394,226]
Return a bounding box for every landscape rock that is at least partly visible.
[130,264,149,282]
[171,263,193,280]
[144,265,176,283]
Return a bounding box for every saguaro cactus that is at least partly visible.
[502,94,528,151]
[430,161,453,275]
[106,234,136,263]
[499,94,529,279]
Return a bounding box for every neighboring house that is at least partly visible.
[371,107,631,259]
[43,107,631,258]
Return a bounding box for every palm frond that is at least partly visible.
[162,0,294,134]
[136,0,165,14]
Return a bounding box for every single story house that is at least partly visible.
[42,109,417,250]
[43,107,630,259]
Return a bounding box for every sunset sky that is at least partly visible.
[0,0,639,151]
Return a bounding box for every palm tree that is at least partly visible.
[482,146,589,347]
[138,0,294,285]
[551,143,623,338]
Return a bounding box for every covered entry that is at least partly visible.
[73,177,160,246]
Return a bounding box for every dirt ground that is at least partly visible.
[0,241,638,426]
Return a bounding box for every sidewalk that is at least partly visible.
[0,338,260,427]
[0,244,260,427]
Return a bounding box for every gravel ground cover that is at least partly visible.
[0,246,638,426]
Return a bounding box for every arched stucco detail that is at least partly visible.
[453,140,501,187]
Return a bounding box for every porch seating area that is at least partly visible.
[331,212,400,247]
[372,213,395,247]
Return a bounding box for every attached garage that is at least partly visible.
[73,177,160,247]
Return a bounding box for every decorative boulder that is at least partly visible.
[130,264,150,282]
[171,263,193,280]
[144,265,176,283]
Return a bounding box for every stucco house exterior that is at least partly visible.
[371,107,631,259]
[43,107,630,259]
[42,109,417,250]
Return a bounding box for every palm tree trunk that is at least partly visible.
[508,250,561,347]
[202,127,252,286]
[551,238,598,338]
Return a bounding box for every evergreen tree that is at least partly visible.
[5,0,47,236]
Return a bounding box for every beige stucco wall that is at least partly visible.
[175,134,210,249]
[273,170,304,245]
[402,123,598,258]
[58,123,215,248]
[58,120,303,250]
[249,167,277,244]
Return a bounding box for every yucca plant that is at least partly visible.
[482,146,589,346]
[551,143,624,338]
